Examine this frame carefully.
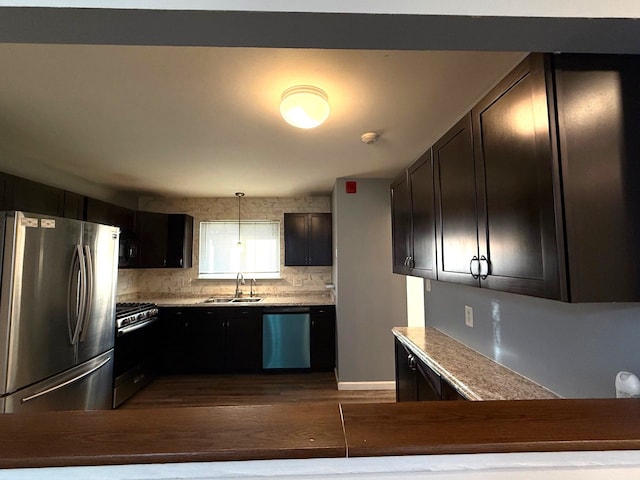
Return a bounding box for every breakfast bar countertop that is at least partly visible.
[2,399,640,470]
[393,327,559,401]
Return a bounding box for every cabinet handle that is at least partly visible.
[479,255,490,280]
[311,319,315,327]
[408,354,417,371]
[409,256,415,268]
[469,256,480,279]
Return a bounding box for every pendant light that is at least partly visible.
[235,192,244,252]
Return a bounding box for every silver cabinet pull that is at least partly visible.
[479,255,490,280]
[469,256,480,279]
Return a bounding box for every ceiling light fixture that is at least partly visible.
[280,85,330,129]
[235,192,244,251]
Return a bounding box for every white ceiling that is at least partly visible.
[0,44,525,197]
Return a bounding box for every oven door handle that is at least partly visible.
[117,317,157,336]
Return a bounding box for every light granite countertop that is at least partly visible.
[125,293,335,307]
[393,327,559,401]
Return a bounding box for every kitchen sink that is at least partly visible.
[204,297,263,304]
[204,297,235,303]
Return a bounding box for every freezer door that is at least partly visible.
[0,212,82,395]
[2,349,114,413]
[77,222,118,363]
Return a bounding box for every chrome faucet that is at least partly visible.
[235,272,245,297]
[250,278,257,297]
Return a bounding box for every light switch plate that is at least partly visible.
[425,279,431,292]
[465,305,474,327]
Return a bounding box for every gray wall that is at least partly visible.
[425,280,640,398]
[333,178,406,383]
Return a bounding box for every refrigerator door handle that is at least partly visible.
[20,356,111,404]
[79,245,94,342]
[67,245,85,345]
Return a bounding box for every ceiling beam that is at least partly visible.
[0,8,639,54]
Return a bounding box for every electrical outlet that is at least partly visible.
[425,279,431,292]
[465,305,474,327]
[293,277,303,287]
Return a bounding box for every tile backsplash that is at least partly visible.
[117,196,333,301]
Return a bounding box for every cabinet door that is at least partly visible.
[310,306,336,371]
[390,173,412,274]
[308,213,332,266]
[473,54,561,299]
[223,308,263,373]
[284,213,309,266]
[158,308,191,374]
[394,339,417,402]
[408,150,437,279]
[9,176,64,216]
[0,173,12,210]
[441,380,466,401]
[137,211,169,268]
[63,191,85,220]
[415,358,441,401]
[86,197,135,231]
[191,309,226,373]
[166,214,193,268]
[433,113,480,286]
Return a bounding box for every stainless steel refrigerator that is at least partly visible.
[0,211,119,413]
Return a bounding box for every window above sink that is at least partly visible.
[198,220,280,280]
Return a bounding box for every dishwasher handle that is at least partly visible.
[262,306,310,314]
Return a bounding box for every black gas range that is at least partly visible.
[113,302,159,408]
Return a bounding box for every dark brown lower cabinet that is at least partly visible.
[159,305,335,375]
[310,306,336,371]
[159,307,262,374]
[395,338,466,402]
[219,307,263,373]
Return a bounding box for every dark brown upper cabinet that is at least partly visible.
[402,53,640,302]
[8,175,65,217]
[391,151,437,278]
[471,54,561,299]
[390,172,412,275]
[284,213,332,266]
[433,113,480,288]
[85,197,136,231]
[63,191,85,220]
[167,214,193,269]
[137,211,193,269]
[408,151,437,279]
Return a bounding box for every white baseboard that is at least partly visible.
[337,381,395,391]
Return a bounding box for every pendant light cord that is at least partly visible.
[235,192,244,245]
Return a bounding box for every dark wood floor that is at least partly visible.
[120,372,396,409]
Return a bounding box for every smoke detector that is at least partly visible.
[361,132,380,144]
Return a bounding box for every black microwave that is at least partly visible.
[118,228,138,268]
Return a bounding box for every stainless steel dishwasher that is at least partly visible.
[262,307,311,369]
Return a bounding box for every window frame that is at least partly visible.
[198,219,281,280]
